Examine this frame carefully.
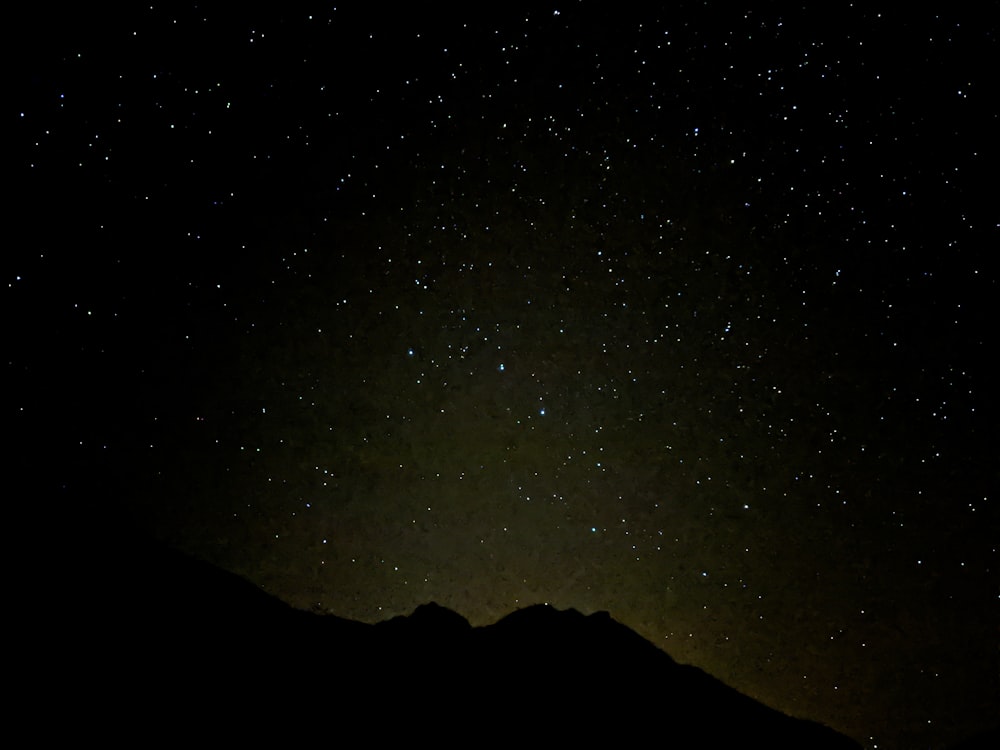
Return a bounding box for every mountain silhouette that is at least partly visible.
[28,534,868,746]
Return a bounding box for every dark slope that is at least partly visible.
[34,533,862,747]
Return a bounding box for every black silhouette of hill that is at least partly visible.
[34,531,870,747]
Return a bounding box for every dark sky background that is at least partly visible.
[11,3,997,748]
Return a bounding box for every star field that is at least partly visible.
[11,4,997,748]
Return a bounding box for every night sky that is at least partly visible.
[12,4,997,748]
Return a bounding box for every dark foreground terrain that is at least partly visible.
[29,533,875,747]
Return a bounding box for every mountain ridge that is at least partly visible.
[39,535,866,747]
